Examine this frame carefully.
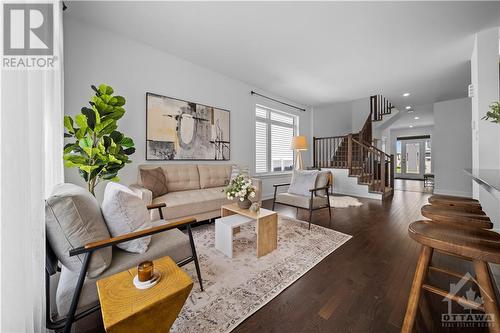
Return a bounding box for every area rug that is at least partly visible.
[329,195,363,208]
[171,215,351,333]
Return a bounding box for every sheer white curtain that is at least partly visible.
[0,1,64,331]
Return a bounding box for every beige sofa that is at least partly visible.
[130,164,262,222]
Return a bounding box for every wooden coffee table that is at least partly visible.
[220,203,278,257]
[96,256,193,333]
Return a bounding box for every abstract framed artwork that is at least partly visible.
[146,93,230,160]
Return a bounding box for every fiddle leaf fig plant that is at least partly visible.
[63,84,135,195]
[482,101,500,124]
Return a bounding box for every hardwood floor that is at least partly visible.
[77,189,498,333]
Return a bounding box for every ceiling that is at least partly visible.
[66,1,500,108]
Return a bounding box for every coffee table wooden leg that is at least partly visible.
[256,213,278,257]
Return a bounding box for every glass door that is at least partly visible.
[396,138,428,179]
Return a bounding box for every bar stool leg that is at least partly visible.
[473,260,500,333]
[402,245,433,333]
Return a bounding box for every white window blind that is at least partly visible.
[255,105,297,173]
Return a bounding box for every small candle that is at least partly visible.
[137,261,154,282]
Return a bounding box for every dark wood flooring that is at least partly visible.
[77,187,499,333]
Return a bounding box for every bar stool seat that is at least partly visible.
[409,220,500,263]
[428,194,484,214]
[421,204,493,229]
[402,220,500,333]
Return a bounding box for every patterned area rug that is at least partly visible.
[330,195,363,208]
[172,215,352,333]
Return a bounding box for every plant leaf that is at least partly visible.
[81,107,96,130]
[64,116,75,134]
[120,137,134,148]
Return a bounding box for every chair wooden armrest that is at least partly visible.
[273,183,291,188]
[69,217,196,256]
[147,202,166,219]
[309,185,330,193]
[147,203,166,210]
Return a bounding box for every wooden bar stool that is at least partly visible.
[402,220,500,333]
[428,194,484,214]
[421,204,493,230]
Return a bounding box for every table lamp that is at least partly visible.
[291,136,308,170]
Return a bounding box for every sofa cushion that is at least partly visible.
[55,224,192,316]
[45,183,112,278]
[164,164,200,192]
[198,164,232,189]
[101,182,152,254]
[288,170,319,197]
[140,167,168,198]
[153,187,231,220]
[275,192,329,209]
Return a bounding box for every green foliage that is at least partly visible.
[482,102,500,124]
[63,84,135,195]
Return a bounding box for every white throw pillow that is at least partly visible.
[288,170,319,197]
[101,182,152,254]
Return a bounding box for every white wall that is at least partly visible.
[471,27,500,227]
[351,97,370,132]
[433,98,472,197]
[312,102,352,137]
[64,17,312,200]
[312,96,370,138]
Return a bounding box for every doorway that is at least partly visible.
[395,136,431,180]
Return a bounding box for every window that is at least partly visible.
[255,105,298,174]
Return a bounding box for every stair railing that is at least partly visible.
[351,138,394,192]
[370,94,395,121]
[312,135,349,168]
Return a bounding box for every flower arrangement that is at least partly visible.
[224,174,256,209]
[482,101,500,124]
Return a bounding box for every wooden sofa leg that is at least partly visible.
[187,225,204,291]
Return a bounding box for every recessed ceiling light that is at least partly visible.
[414,116,420,120]
[409,125,414,128]
[405,106,411,110]
[403,93,410,97]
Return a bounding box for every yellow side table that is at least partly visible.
[96,256,193,333]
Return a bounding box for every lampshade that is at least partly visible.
[291,136,308,150]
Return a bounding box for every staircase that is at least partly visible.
[313,95,395,198]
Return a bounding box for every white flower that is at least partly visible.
[239,197,244,201]
[249,192,256,198]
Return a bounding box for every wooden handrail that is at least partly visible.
[352,138,391,159]
[313,134,348,140]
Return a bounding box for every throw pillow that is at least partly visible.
[45,183,112,278]
[288,170,319,197]
[315,171,331,197]
[140,167,168,198]
[101,182,153,254]
[230,165,250,181]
